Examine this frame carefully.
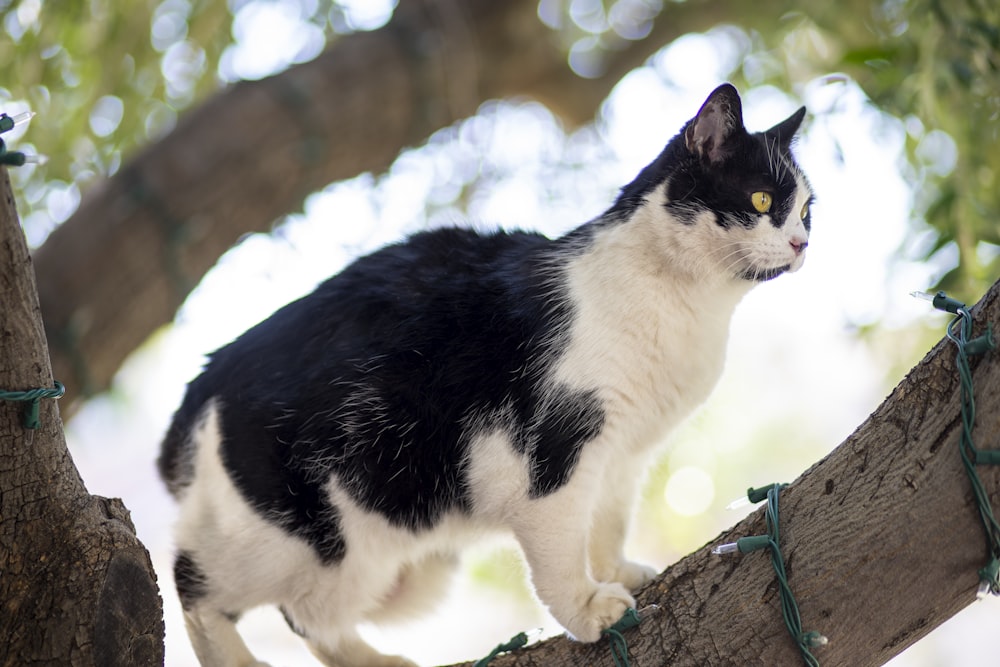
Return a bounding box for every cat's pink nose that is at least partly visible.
[790,238,808,255]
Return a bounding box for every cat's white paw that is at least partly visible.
[562,581,635,643]
[592,558,658,591]
[614,560,658,591]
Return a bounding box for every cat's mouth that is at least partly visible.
[738,264,791,282]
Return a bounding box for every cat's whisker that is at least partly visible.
[708,241,753,275]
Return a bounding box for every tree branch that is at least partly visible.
[443,279,1000,666]
[0,166,163,665]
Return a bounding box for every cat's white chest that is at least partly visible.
[555,225,748,449]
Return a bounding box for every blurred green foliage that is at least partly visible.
[0,0,997,298]
[824,0,1000,302]
[0,0,228,234]
[0,0,350,238]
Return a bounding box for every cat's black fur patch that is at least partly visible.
[510,386,605,497]
[173,551,208,610]
[159,227,602,560]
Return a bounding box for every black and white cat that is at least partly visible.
[159,83,812,667]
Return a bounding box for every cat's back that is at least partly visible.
[157,226,568,505]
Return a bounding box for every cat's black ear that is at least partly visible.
[685,83,744,164]
[764,106,807,150]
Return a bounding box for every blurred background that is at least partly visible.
[2,0,999,665]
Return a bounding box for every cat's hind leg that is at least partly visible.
[173,551,270,667]
[289,555,456,667]
[365,552,459,625]
[281,606,417,667]
[305,631,418,667]
[182,605,271,667]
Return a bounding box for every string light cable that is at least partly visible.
[473,605,658,667]
[713,483,827,667]
[912,290,999,598]
[602,605,654,667]
[473,629,539,667]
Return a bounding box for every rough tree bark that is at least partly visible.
[438,279,1000,666]
[0,167,163,664]
[32,0,808,413]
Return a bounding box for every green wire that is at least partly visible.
[474,607,646,667]
[0,382,66,429]
[602,607,642,667]
[764,484,821,667]
[728,485,827,665]
[473,631,530,667]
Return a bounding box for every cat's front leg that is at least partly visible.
[588,459,658,592]
[511,485,635,642]
[592,551,658,595]
[591,536,658,592]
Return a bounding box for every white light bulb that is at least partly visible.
[711,542,740,555]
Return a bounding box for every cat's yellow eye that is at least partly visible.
[751,191,772,213]
[800,202,810,220]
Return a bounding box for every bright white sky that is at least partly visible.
[60,6,997,666]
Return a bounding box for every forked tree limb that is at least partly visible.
[444,279,1000,667]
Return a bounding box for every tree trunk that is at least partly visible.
[0,167,164,666]
[32,0,805,414]
[444,279,1000,666]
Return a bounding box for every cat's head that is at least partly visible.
[609,84,813,284]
